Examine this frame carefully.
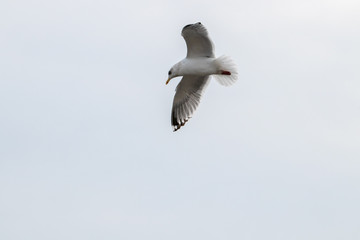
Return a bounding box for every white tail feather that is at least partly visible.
[213,55,238,86]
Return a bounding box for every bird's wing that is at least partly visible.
[171,75,210,131]
[181,22,215,58]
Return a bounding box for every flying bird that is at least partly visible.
[166,22,238,131]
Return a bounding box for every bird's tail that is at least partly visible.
[213,55,238,86]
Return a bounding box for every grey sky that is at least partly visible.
[1,0,360,239]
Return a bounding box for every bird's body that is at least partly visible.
[172,58,218,76]
[166,22,238,131]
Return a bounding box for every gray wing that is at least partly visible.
[181,22,215,58]
[171,75,210,131]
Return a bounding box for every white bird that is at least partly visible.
[166,22,238,131]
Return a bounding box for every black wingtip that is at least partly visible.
[183,24,192,29]
[171,118,189,132]
[184,22,202,29]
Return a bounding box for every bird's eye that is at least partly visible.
[168,71,172,75]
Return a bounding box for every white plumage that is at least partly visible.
[166,22,238,131]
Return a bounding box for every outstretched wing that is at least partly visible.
[181,22,215,58]
[171,75,210,131]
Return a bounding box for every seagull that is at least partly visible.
[166,22,238,132]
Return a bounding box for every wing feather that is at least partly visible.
[181,22,215,58]
[171,75,210,131]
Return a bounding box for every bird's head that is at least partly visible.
[166,64,180,85]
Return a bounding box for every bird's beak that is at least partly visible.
[166,78,171,85]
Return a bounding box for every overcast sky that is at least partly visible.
[1,0,360,239]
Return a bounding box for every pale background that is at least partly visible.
[1,0,360,239]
